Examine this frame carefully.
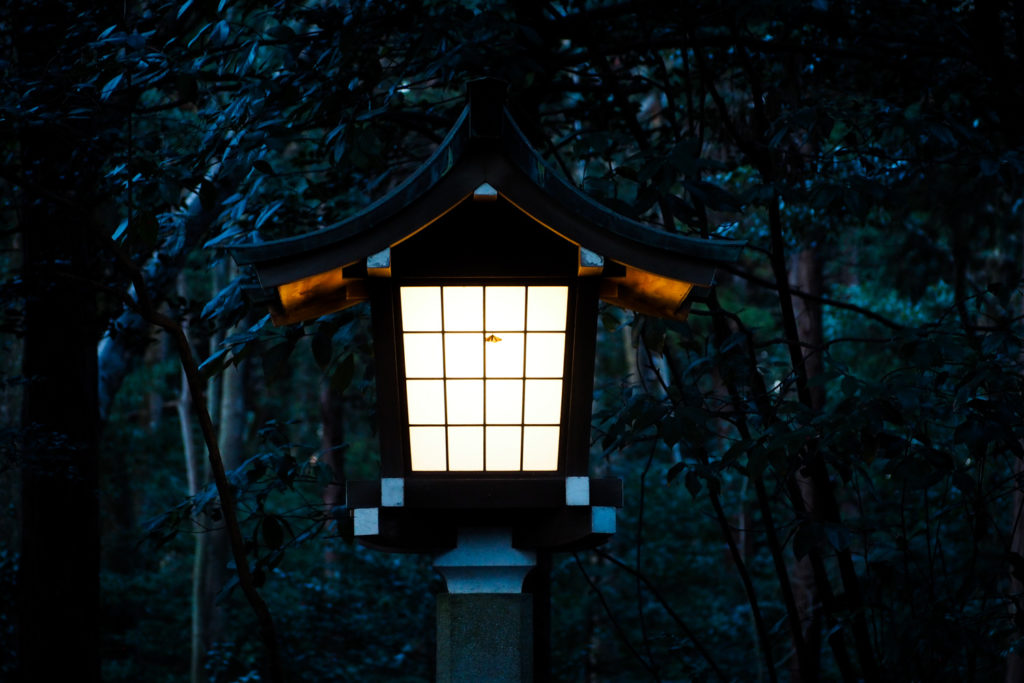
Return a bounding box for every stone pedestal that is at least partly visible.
[434,528,536,682]
[436,594,533,683]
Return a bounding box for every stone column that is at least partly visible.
[434,528,536,683]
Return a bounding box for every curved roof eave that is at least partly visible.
[498,111,744,270]
[228,95,745,290]
[230,105,472,273]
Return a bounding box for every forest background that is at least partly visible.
[3,1,1024,681]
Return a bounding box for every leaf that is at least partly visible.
[253,159,275,174]
[176,73,198,103]
[202,226,243,249]
[246,457,267,484]
[658,415,684,449]
[356,106,389,122]
[133,212,160,250]
[254,199,284,230]
[100,73,124,101]
[684,469,701,498]
[953,414,987,448]
[112,217,129,243]
[331,353,355,392]
[640,317,667,355]
[198,347,230,378]
[262,340,297,383]
[793,522,817,560]
[252,568,266,588]
[201,277,244,322]
[600,310,623,333]
[1007,552,1024,583]
[266,24,295,41]
[312,324,333,370]
[215,575,240,604]
[745,444,770,478]
[682,179,742,212]
[262,515,284,550]
[988,281,1013,309]
[615,165,639,181]
[824,523,851,551]
[188,22,212,49]
[198,179,217,211]
[979,157,1000,176]
[666,461,686,483]
[212,19,230,45]
[141,510,180,548]
[953,470,975,495]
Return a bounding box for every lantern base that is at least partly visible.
[433,528,535,681]
[344,476,621,554]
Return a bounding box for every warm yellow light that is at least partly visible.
[404,333,444,377]
[401,287,442,331]
[485,332,524,377]
[448,427,484,470]
[400,284,570,472]
[406,380,446,424]
[526,286,568,331]
[485,287,526,330]
[445,333,483,377]
[486,427,522,470]
[446,380,483,424]
[525,333,565,377]
[486,379,523,424]
[523,380,562,424]
[522,427,559,470]
[409,427,446,470]
[443,287,483,331]
[274,266,367,326]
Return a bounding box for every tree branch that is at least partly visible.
[595,549,729,682]
[573,552,660,679]
[99,231,284,683]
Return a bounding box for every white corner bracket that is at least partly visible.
[578,247,604,276]
[566,476,590,506]
[367,247,391,277]
[591,507,616,535]
[381,478,404,507]
[473,182,499,201]
[353,507,379,537]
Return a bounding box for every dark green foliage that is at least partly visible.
[0,549,15,679]
[3,0,1024,681]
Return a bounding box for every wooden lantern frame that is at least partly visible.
[229,78,744,552]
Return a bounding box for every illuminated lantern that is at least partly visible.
[230,78,743,554]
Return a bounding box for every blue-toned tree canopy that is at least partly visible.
[2,1,1023,681]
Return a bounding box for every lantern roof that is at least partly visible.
[229,79,744,325]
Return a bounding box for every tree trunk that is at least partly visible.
[177,273,208,683]
[180,271,202,500]
[14,3,112,680]
[18,153,103,683]
[1006,224,1024,683]
[1009,463,1024,682]
[319,378,346,578]
[199,319,248,666]
[789,246,825,683]
[193,262,249,676]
